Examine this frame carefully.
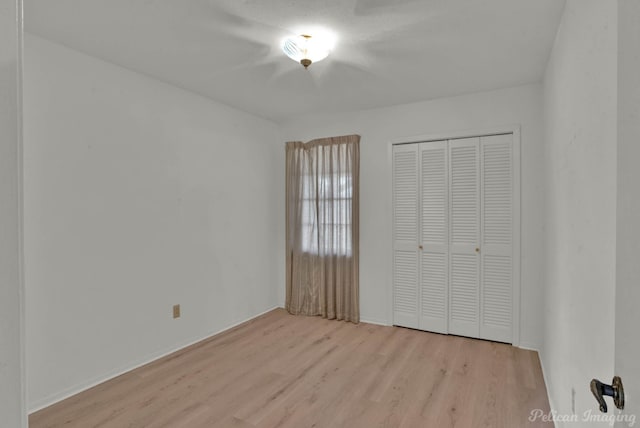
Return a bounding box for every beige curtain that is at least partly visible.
[285,135,360,323]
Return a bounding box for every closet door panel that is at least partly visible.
[480,134,514,342]
[482,254,512,341]
[450,253,480,336]
[419,141,448,333]
[448,138,480,337]
[392,144,420,328]
[394,250,419,327]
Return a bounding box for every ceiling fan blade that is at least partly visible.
[212,50,289,78]
[269,64,314,86]
[199,1,295,48]
[354,0,426,16]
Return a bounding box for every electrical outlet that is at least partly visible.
[173,304,181,319]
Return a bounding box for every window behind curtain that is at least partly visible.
[300,170,353,256]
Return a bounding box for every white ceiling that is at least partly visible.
[25,0,565,122]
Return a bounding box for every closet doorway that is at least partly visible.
[392,129,520,344]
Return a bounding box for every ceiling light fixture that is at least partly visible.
[282,34,333,69]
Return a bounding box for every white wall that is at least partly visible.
[278,83,545,349]
[541,0,618,423]
[0,0,26,426]
[615,0,640,421]
[23,34,281,410]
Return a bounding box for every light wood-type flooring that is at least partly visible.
[30,308,551,427]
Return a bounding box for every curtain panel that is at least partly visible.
[285,135,360,323]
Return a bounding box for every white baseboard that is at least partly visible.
[518,342,541,352]
[28,306,279,414]
[537,352,557,427]
[276,305,390,327]
[519,344,555,424]
[360,317,391,326]
[509,345,556,426]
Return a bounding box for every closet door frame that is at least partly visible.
[389,126,521,346]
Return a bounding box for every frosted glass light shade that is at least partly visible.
[282,34,331,68]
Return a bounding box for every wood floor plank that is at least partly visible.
[30,309,552,427]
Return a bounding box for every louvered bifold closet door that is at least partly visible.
[448,138,481,338]
[419,141,448,333]
[392,144,420,329]
[480,134,514,343]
